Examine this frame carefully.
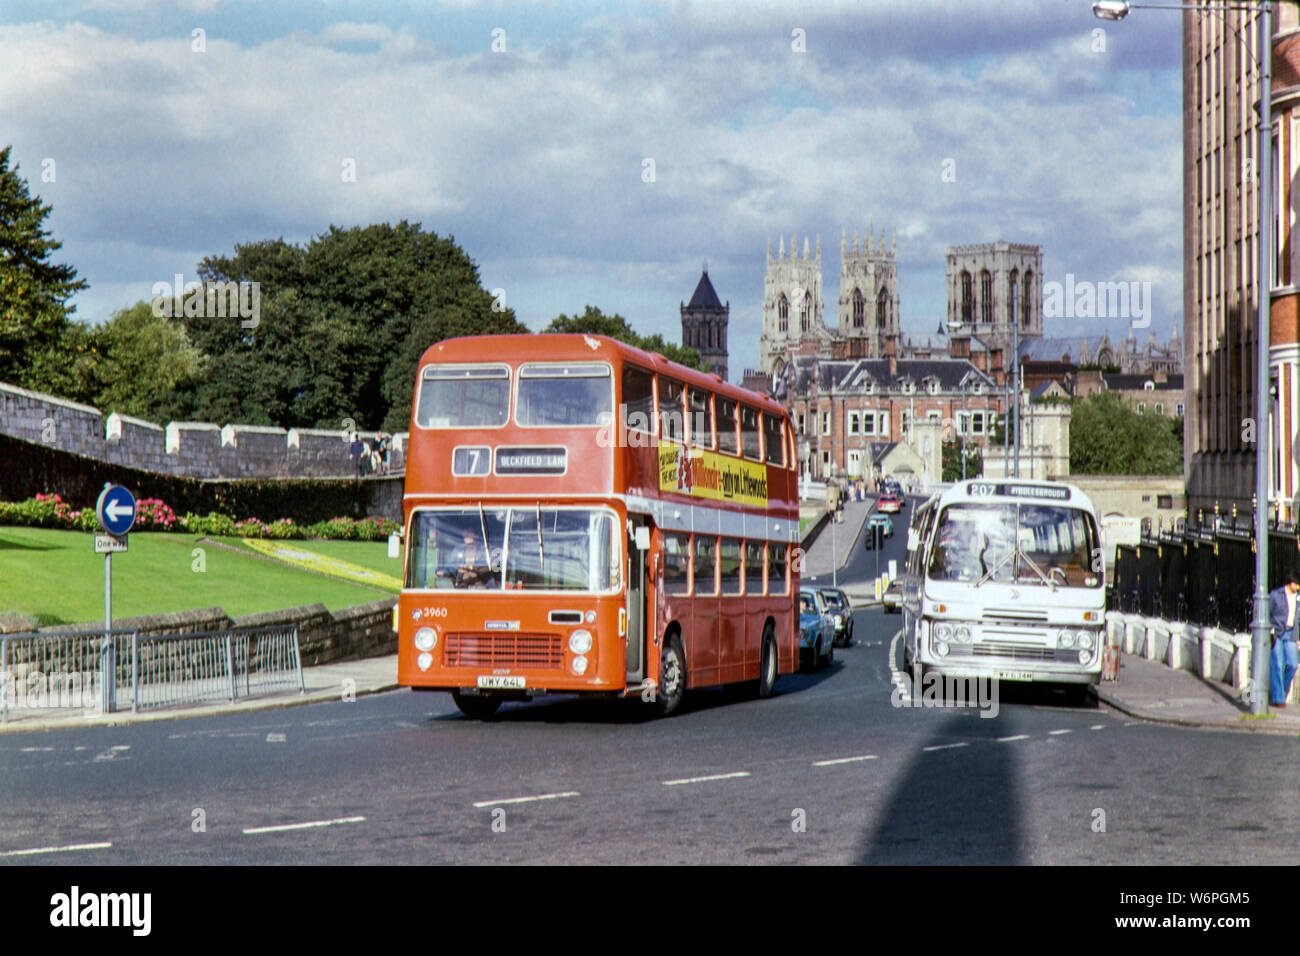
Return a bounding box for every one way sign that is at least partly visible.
[96,484,137,536]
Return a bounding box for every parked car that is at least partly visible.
[877,493,902,514]
[799,588,834,670]
[818,587,853,646]
[865,512,893,548]
[881,578,903,613]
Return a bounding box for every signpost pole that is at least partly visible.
[101,551,114,714]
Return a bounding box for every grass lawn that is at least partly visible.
[217,536,401,578]
[0,527,392,628]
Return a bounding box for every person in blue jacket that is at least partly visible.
[1268,569,1300,707]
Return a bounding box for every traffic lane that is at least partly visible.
[804,498,908,590]
[0,611,1141,864]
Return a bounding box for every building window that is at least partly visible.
[852,289,865,328]
[902,380,915,395]
[797,411,806,433]
[961,270,973,324]
[1144,381,1155,391]
[1176,403,1185,416]
[1137,402,1146,413]
[801,291,811,333]
[1022,270,1033,326]
[778,295,788,334]
[980,269,992,324]
[863,413,877,435]
[1155,402,1164,415]
[927,380,939,395]
[820,449,830,471]
[877,286,890,328]
[821,410,830,435]
[848,412,860,435]
[972,413,985,435]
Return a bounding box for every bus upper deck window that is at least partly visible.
[659,378,685,442]
[689,388,713,449]
[762,413,785,466]
[516,363,613,427]
[622,365,655,435]
[416,365,510,429]
[716,398,738,455]
[740,405,761,460]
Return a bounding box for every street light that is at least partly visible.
[1096,0,1272,715]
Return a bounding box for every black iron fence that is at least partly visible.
[1109,516,1300,632]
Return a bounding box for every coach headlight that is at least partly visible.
[1076,631,1094,650]
[935,623,953,642]
[1057,630,1076,648]
[1077,650,1090,665]
[935,641,950,657]
[954,625,971,643]
[414,627,437,652]
[568,629,593,655]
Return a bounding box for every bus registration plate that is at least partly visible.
[477,675,525,690]
[995,670,1034,682]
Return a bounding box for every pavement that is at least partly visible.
[0,654,402,734]
[5,628,1300,737]
[800,497,873,578]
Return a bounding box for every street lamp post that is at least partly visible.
[1094,0,1272,714]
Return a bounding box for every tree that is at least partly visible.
[545,305,707,372]
[165,221,524,433]
[0,145,88,393]
[88,301,204,422]
[942,439,982,482]
[1069,392,1183,474]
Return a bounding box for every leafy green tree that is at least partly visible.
[88,301,204,422]
[545,305,707,371]
[0,145,88,393]
[942,439,982,482]
[1069,392,1183,474]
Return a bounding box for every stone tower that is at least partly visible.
[837,224,900,359]
[681,266,729,379]
[759,234,825,376]
[945,241,1044,364]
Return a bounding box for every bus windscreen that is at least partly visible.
[928,502,1101,587]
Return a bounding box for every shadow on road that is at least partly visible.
[857,712,1024,864]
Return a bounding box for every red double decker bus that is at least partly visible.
[396,334,800,717]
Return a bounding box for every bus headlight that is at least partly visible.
[416,652,433,671]
[935,641,950,657]
[1077,650,1090,664]
[569,629,593,655]
[1057,630,1076,648]
[935,623,953,641]
[571,655,589,675]
[415,627,438,652]
[1077,632,1094,650]
[954,625,971,643]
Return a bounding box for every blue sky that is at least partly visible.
[2,0,1184,381]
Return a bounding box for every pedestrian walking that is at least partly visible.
[348,433,364,478]
[1268,569,1300,707]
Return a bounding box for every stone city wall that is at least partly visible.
[0,381,406,479]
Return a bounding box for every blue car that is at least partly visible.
[799,588,834,671]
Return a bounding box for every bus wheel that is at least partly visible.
[757,627,778,699]
[653,636,685,717]
[452,690,502,719]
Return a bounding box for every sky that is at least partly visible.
[1,0,1184,382]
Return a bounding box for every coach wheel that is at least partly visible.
[653,635,685,717]
[1064,684,1093,709]
[452,690,502,719]
[757,627,778,699]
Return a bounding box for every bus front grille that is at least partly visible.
[966,641,1056,662]
[444,633,564,669]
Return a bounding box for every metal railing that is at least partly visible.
[1,624,303,721]
[1109,519,1300,633]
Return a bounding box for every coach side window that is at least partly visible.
[767,544,788,595]
[659,378,685,442]
[741,405,761,460]
[664,533,691,595]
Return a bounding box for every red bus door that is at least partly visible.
[625,517,650,686]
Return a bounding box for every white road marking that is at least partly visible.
[111,745,130,751]
[1048,729,1072,736]
[663,772,751,786]
[472,791,581,807]
[266,732,286,743]
[0,841,112,857]
[20,746,54,752]
[997,734,1030,742]
[242,816,366,834]
[1090,724,1105,731]
[1123,722,1140,727]
[923,742,968,752]
[74,746,87,751]
[813,755,878,766]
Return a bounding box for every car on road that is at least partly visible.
[881,578,903,613]
[865,512,893,548]
[799,588,834,670]
[817,587,853,646]
[877,493,902,514]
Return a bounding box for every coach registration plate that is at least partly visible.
[995,670,1034,682]
[477,675,525,690]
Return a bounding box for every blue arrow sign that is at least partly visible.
[96,485,137,536]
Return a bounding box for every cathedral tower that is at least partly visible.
[681,266,729,379]
[759,234,825,376]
